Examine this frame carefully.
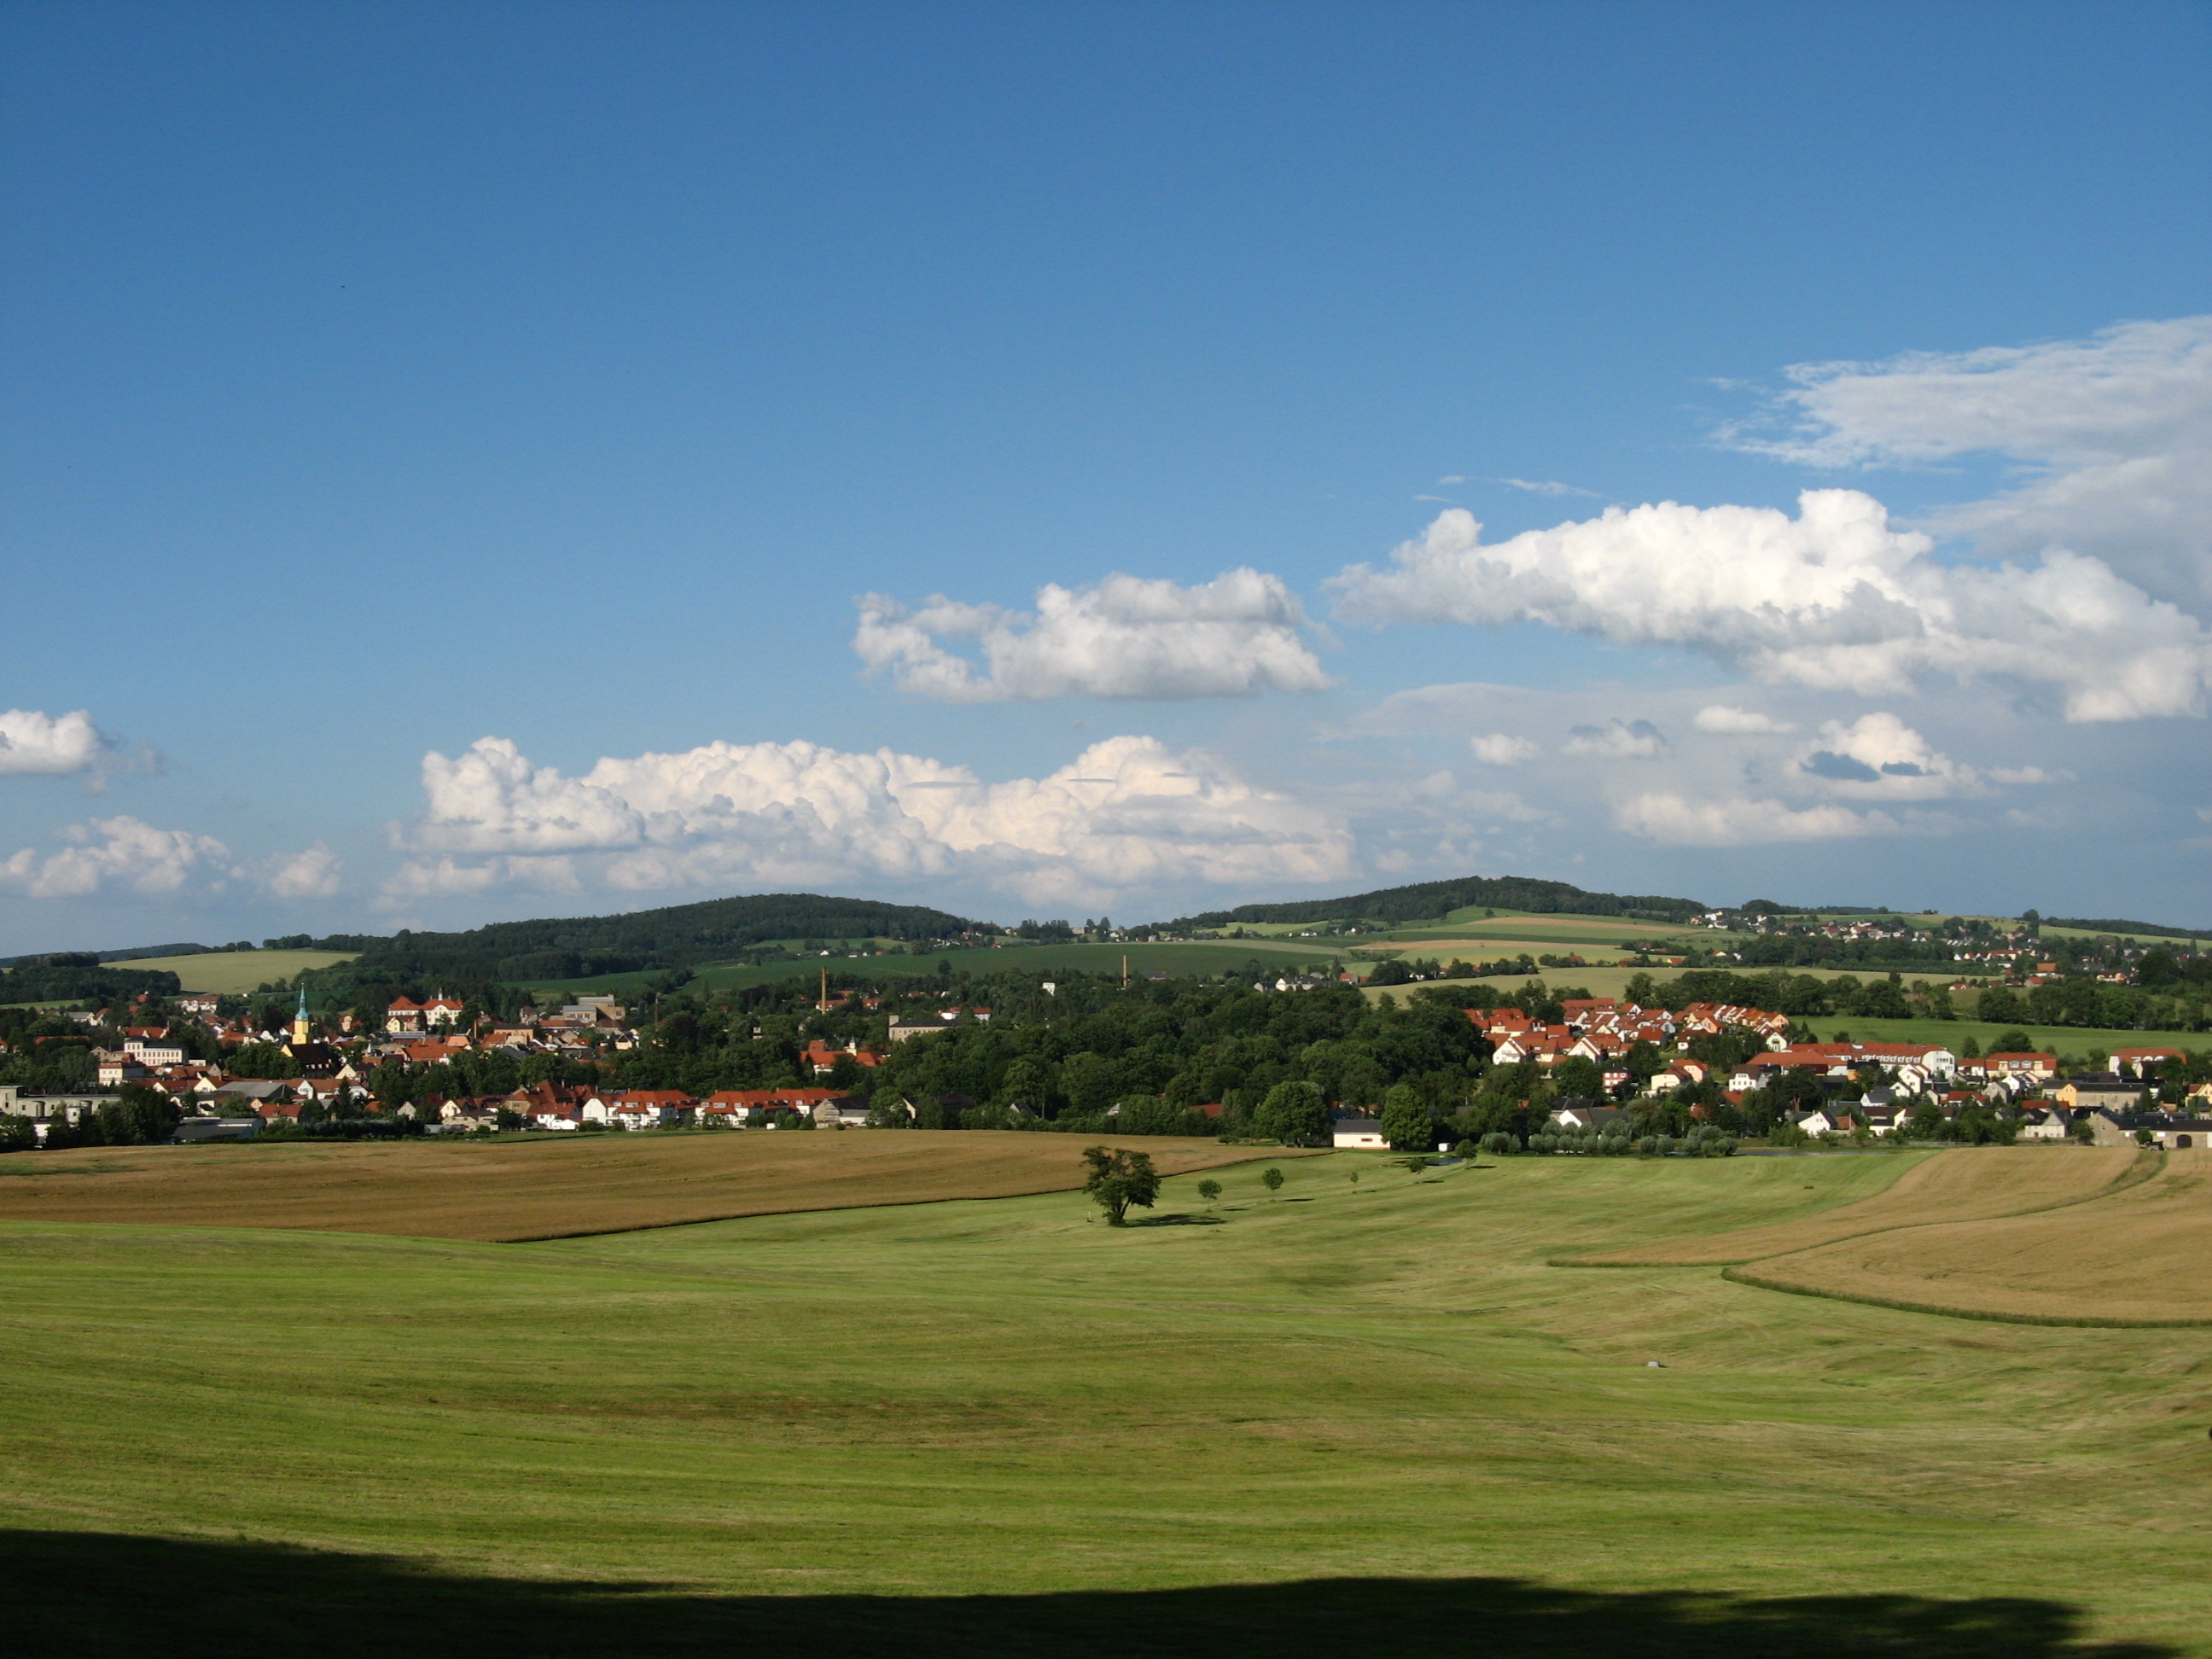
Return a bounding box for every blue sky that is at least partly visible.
[3,1,2209,951]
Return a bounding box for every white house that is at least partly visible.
[1331,1118,1388,1150]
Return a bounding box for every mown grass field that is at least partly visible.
[0,1131,1296,1242]
[114,949,357,994]
[3,1141,2209,1656]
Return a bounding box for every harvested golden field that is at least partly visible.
[1733,1148,2212,1324]
[0,1131,1302,1242]
[1580,1144,2144,1266]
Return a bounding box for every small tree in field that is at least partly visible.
[1083,1145,1161,1225]
[1196,1179,1222,1203]
[1260,1166,1285,1193]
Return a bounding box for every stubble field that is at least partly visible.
[0,1130,1295,1241]
[1733,1147,2212,1324]
[1580,1144,2146,1266]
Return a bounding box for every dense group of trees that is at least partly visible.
[1157,874,1705,931]
[1975,966,2210,1032]
[300,892,983,987]
[20,1085,181,1150]
[0,957,182,1004]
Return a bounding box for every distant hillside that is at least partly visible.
[0,941,210,969]
[2048,916,2210,940]
[0,956,182,1002]
[1164,873,1706,929]
[336,891,980,983]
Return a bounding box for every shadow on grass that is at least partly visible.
[1128,1211,1225,1226]
[0,1530,2174,1658]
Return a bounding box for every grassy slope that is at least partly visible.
[114,950,357,994]
[2,1149,2207,1655]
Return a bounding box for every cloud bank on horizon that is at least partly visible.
[383,732,1352,910]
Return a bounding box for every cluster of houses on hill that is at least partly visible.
[1464,994,2211,1147]
[0,984,952,1143]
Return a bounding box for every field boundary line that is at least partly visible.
[1554,1146,2164,1270]
[1718,1260,2212,1329]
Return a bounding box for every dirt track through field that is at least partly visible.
[1730,1149,2212,1324]
[0,1132,1307,1242]
[1580,1145,2143,1266]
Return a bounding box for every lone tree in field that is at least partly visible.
[1196,1179,1222,1203]
[1083,1145,1161,1226]
[1260,1166,1285,1193]
[1379,1083,1435,1151]
[1254,1080,1331,1146]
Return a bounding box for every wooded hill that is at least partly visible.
[1160,874,1706,930]
[336,891,980,984]
[0,956,183,1003]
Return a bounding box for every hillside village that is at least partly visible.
[3,963,2207,1155]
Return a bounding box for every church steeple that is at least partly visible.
[291,988,311,1048]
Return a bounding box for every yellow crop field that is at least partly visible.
[1733,1150,2212,1324]
[114,950,356,994]
[1580,1144,2144,1266]
[0,1130,1313,1242]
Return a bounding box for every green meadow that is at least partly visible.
[1806,1016,2204,1057]
[115,949,358,995]
[2,1145,2204,1656]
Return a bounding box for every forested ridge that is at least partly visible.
[328,892,980,984]
[1161,874,1706,928]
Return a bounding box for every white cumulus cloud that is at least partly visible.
[0,816,234,899]
[1790,713,1966,800]
[1612,793,1897,847]
[1564,719,1669,760]
[1327,488,2212,722]
[259,843,345,899]
[0,708,108,777]
[1693,705,1796,735]
[391,733,1353,906]
[1469,732,1541,766]
[853,568,1333,701]
[1732,315,2212,609]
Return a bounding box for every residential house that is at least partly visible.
[96,1053,152,1087]
[1331,1118,1388,1149]
[1790,1106,1856,1138]
[2113,1048,2185,1076]
[803,1039,887,1077]
[700,1088,842,1119]
[2057,1074,2142,1113]
[1965,1051,2058,1083]
[583,1091,697,1130]
[1548,1103,1629,1133]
